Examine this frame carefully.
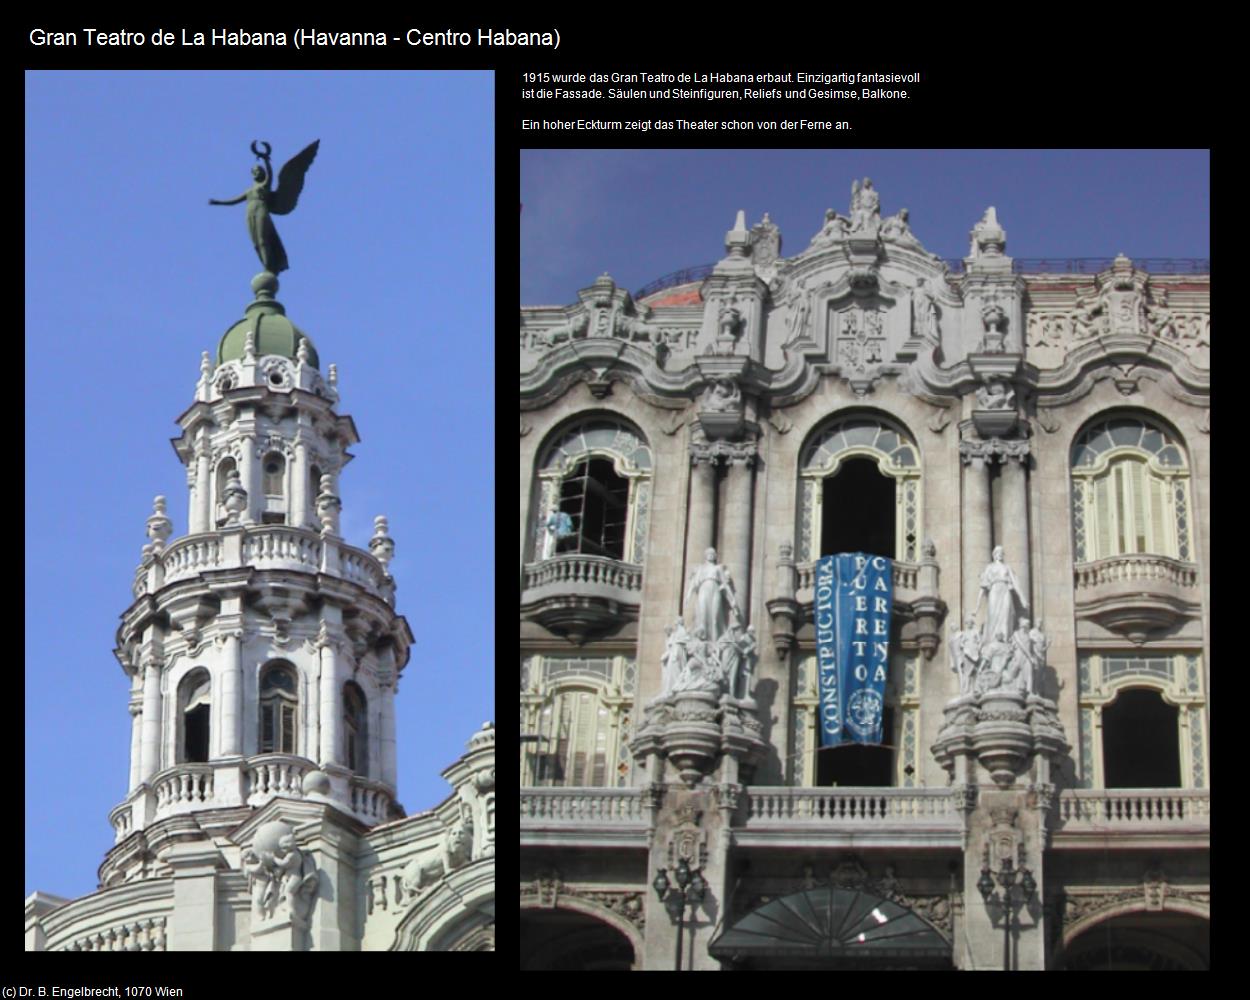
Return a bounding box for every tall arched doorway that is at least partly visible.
[520,907,639,970]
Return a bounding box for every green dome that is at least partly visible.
[217,272,320,369]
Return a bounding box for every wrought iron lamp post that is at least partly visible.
[652,857,706,971]
[978,854,1036,970]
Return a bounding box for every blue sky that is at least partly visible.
[25,71,494,899]
[521,149,1209,303]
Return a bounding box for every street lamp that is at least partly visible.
[652,857,707,970]
[978,852,1036,970]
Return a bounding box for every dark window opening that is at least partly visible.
[556,457,629,559]
[816,706,895,787]
[184,704,210,763]
[1102,688,1181,788]
[821,458,895,559]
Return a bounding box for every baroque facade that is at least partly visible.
[519,182,1209,970]
[25,270,496,952]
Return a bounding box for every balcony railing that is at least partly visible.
[133,525,392,604]
[520,787,647,826]
[1074,554,1199,591]
[1056,789,1210,832]
[111,755,398,837]
[744,787,958,827]
[522,554,643,596]
[796,559,919,597]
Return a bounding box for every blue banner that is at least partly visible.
[815,553,893,746]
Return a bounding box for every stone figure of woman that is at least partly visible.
[685,548,739,642]
[975,546,1028,652]
[209,139,319,275]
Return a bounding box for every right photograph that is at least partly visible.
[518,150,1209,971]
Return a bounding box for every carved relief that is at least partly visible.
[401,809,475,898]
[241,820,319,929]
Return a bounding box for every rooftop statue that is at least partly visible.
[210,140,320,274]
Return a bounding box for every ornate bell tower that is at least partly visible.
[107,264,413,888]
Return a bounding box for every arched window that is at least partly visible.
[259,662,298,755]
[344,682,367,776]
[520,656,637,789]
[532,418,652,564]
[1075,652,1206,789]
[798,414,921,563]
[1071,415,1192,563]
[179,669,212,763]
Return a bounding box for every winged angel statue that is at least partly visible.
[209,139,320,274]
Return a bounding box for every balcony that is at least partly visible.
[520,787,650,847]
[737,787,962,848]
[133,525,394,606]
[520,554,643,642]
[1073,555,1201,641]
[1051,789,1210,848]
[109,754,399,842]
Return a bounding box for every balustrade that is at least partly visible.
[520,788,646,825]
[70,916,166,952]
[160,535,224,584]
[1074,555,1198,591]
[152,766,214,810]
[246,754,311,799]
[1057,789,1210,829]
[349,778,394,823]
[744,787,956,826]
[795,560,920,595]
[523,554,644,593]
[243,527,323,570]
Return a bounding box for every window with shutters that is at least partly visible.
[519,655,636,788]
[259,662,298,755]
[1070,414,1192,563]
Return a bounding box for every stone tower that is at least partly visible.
[102,271,415,947]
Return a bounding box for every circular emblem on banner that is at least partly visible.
[846,689,883,736]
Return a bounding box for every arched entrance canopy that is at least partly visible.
[709,887,949,964]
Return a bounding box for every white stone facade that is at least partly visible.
[520,187,1209,969]
[26,291,494,952]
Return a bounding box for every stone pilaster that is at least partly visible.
[721,444,757,618]
[218,628,244,756]
[1001,446,1031,611]
[318,624,344,766]
[127,693,143,792]
[960,441,992,618]
[292,440,309,528]
[239,433,259,524]
[684,445,719,595]
[138,657,163,780]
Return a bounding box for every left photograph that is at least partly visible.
[25,71,495,952]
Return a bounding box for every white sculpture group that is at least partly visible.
[949,547,1050,697]
[658,548,758,701]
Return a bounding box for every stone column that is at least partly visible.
[195,448,212,533]
[219,631,244,756]
[318,629,342,766]
[239,434,259,524]
[292,440,308,529]
[380,681,398,788]
[128,694,144,791]
[721,446,757,618]
[961,441,993,618]
[139,658,163,781]
[683,448,719,607]
[1001,447,1031,612]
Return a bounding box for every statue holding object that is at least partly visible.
[210,139,320,275]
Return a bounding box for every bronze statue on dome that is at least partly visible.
[210,139,320,275]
